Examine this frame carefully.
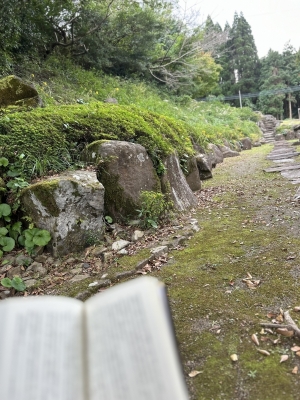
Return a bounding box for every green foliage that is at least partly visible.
[217,12,260,107]
[105,216,113,224]
[19,228,51,254]
[0,157,52,256]
[137,191,173,228]
[1,276,26,291]
[0,101,195,174]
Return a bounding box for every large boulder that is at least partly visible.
[161,153,197,211]
[85,140,159,219]
[218,145,240,158]
[185,157,201,191]
[240,137,252,150]
[21,170,104,257]
[0,75,42,108]
[195,154,213,180]
[207,143,224,166]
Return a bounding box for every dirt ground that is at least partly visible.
[3,141,300,399]
[155,142,300,400]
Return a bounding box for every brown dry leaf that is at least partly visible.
[267,312,277,319]
[280,355,289,363]
[276,328,294,337]
[251,334,259,346]
[292,366,298,374]
[296,351,300,357]
[230,354,238,362]
[276,314,284,323]
[294,306,300,312]
[291,346,300,352]
[257,349,270,356]
[188,370,203,378]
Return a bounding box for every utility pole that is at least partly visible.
[239,90,242,108]
[288,92,292,119]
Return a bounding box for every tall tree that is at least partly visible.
[257,50,287,118]
[218,13,260,103]
[257,44,300,118]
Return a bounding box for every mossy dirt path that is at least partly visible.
[155,143,300,400]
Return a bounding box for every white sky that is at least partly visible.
[182,0,300,58]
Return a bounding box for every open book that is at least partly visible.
[0,277,189,400]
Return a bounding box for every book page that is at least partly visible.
[85,277,189,400]
[0,296,85,400]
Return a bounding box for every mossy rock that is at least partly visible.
[0,75,42,108]
[89,140,161,220]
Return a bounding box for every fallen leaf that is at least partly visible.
[276,328,294,337]
[276,314,284,323]
[230,354,238,362]
[272,339,281,345]
[294,306,300,312]
[188,370,203,377]
[257,349,270,356]
[280,355,289,363]
[296,351,300,357]
[247,272,253,279]
[292,366,298,374]
[267,312,277,319]
[251,334,259,346]
[291,346,300,352]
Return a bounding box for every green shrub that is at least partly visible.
[137,191,173,228]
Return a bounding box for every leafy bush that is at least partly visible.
[137,191,173,228]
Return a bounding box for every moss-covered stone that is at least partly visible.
[0,102,195,177]
[0,75,42,108]
[22,179,60,217]
[21,171,105,256]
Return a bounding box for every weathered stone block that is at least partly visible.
[85,140,159,219]
[185,157,201,191]
[21,170,104,257]
[240,137,252,150]
[195,154,213,180]
[207,143,224,166]
[161,153,197,211]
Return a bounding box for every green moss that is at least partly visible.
[136,146,300,399]
[22,179,60,217]
[0,102,196,176]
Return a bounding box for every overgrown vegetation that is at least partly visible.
[0,156,51,257]
[0,57,261,170]
[137,191,173,228]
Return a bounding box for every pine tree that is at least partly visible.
[218,13,260,103]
